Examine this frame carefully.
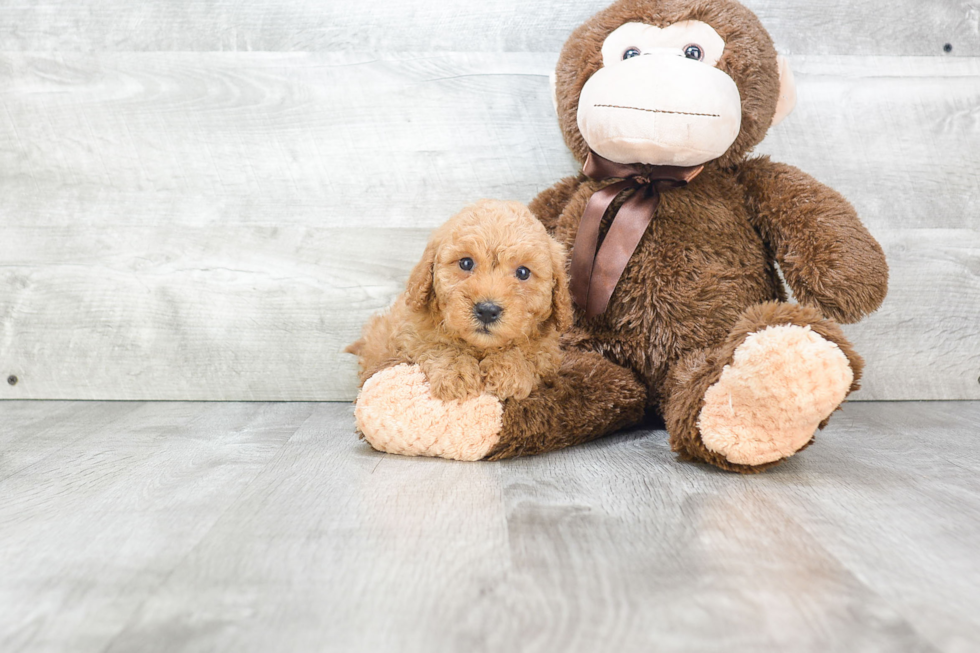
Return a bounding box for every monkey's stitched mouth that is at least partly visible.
[594,104,720,118]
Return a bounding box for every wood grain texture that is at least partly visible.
[2,54,976,231]
[764,401,980,652]
[103,402,511,653]
[758,56,980,232]
[0,226,426,400]
[0,52,572,229]
[1,224,976,401]
[0,0,975,56]
[0,401,145,482]
[0,51,977,400]
[1,400,978,652]
[844,229,980,401]
[0,401,318,653]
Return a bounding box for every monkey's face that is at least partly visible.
[577,21,742,167]
[553,0,795,169]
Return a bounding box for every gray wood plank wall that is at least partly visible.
[0,1,978,401]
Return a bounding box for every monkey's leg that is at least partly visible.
[662,301,862,474]
[353,351,646,462]
[485,349,646,460]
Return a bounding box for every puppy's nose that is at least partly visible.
[474,302,503,325]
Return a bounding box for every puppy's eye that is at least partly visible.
[684,44,704,61]
[623,47,641,60]
[515,266,531,281]
[459,257,474,272]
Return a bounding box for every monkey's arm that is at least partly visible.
[737,156,888,323]
[529,174,586,230]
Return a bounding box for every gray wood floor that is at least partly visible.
[1,400,978,652]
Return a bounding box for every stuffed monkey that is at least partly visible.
[353,0,887,473]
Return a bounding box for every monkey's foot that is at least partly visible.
[354,364,503,461]
[697,325,854,466]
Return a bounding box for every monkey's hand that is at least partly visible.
[738,156,888,323]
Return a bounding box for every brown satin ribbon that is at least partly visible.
[569,151,704,318]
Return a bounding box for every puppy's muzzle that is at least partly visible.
[473,301,503,326]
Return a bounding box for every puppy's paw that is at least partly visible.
[481,355,536,401]
[423,355,484,402]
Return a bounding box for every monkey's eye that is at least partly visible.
[515,266,531,281]
[622,47,641,60]
[459,257,474,271]
[684,44,704,61]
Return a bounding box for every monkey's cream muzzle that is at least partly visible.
[577,54,742,167]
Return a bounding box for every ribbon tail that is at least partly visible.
[584,187,661,318]
[572,151,705,319]
[568,179,633,312]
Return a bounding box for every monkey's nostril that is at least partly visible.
[474,302,503,325]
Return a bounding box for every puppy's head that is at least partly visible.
[406,200,572,348]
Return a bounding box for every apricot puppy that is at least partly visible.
[346,200,572,402]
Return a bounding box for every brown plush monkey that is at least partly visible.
[353,0,888,473]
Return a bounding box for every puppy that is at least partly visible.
[346,199,572,402]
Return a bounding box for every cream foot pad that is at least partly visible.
[354,364,503,461]
[698,325,854,466]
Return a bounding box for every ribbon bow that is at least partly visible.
[569,151,704,318]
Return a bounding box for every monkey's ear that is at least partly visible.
[549,68,559,114]
[405,241,437,312]
[548,240,574,333]
[771,54,797,127]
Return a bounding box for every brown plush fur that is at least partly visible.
[486,346,647,460]
[347,200,573,402]
[485,0,888,470]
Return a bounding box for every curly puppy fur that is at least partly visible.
[347,200,573,402]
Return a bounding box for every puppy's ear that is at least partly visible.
[405,240,437,312]
[548,239,574,332]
